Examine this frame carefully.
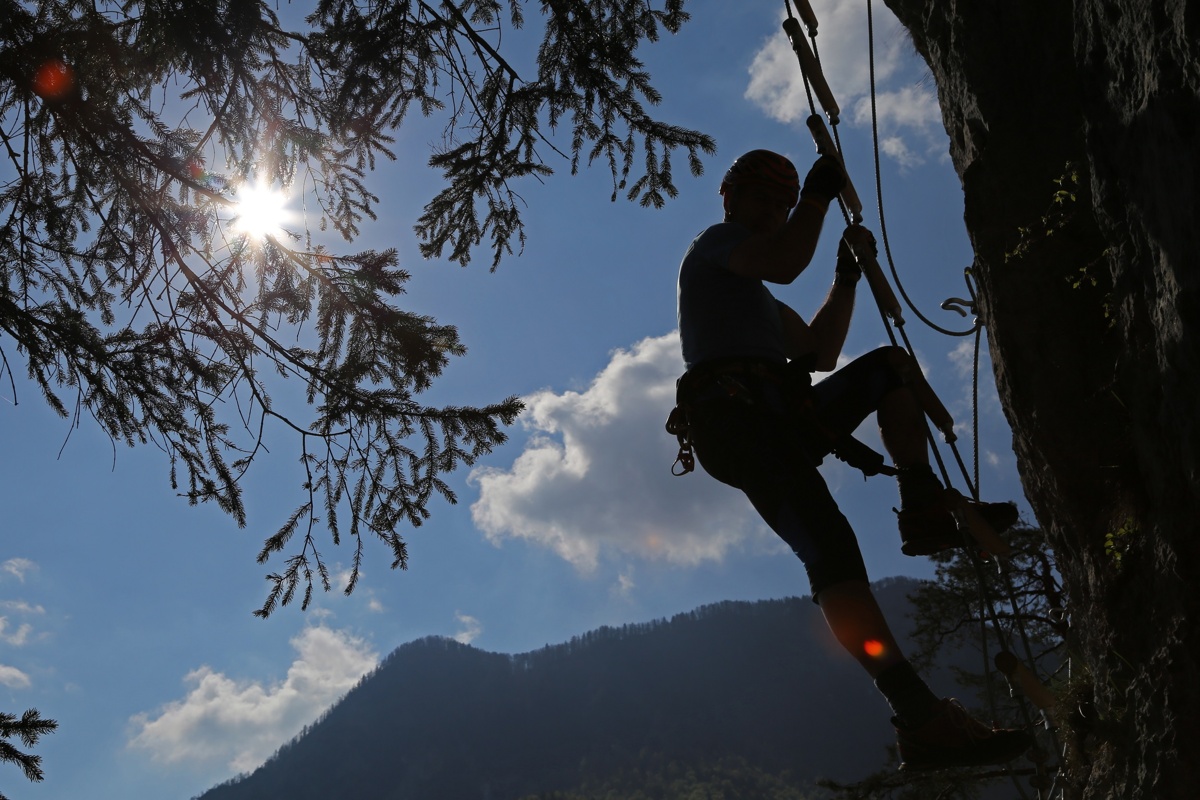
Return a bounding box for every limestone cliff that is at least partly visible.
[881,1,1199,797]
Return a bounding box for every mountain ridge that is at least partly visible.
[197,577,965,800]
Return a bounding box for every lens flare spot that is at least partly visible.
[33,59,74,99]
[863,639,886,658]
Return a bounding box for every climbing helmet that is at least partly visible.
[719,149,800,209]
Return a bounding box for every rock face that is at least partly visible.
[881,1,1199,798]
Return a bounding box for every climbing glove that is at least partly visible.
[800,154,847,205]
[835,235,862,285]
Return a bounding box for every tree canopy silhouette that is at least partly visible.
[0,709,56,799]
[0,0,715,615]
[822,527,1066,800]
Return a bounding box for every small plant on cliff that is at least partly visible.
[1005,163,1115,326]
[1103,518,1137,572]
[1004,163,1081,263]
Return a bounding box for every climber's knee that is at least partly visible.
[882,346,918,384]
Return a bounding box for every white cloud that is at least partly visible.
[469,332,774,573]
[948,339,976,378]
[128,625,378,773]
[452,612,482,645]
[2,558,36,582]
[0,619,33,646]
[879,135,919,169]
[946,338,1004,420]
[0,601,45,614]
[853,85,941,132]
[745,2,942,165]
[0,664,31,689]
[746,2,907,123]
[744,33,818,126]
[0,599,45,648]
[328,565,384,612]
[612,570,636,599]
[331,566,356,592]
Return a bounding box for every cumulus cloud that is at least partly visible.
[612,570,636,600]
[453,612,483,645]
[328,565,385,612]
[943,338,1012,459]
[128,625,378,773]
[878,136,920,169]
[469,332,775,573]
[0,601,45,615]
[948,339,976,378]
[744,33,821,127]
[0,619,33,646]
[745,1,941,165]
[852,84,941,132]
[0,599,45,648]
[946,338,1003,413]
[2,558,36,582]
[0,664,31,689]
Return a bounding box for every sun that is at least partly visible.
[231,179,292,242]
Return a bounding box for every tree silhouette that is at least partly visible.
[821,526,1066,800]
[0,0,715,614]
[0,709,56,799]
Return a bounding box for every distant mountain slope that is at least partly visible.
[197,578,967,800]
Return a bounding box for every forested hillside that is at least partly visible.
[196,578,979,800]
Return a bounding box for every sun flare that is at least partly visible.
[231,180,292,242]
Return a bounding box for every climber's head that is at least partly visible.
[719,150,801,205]
[719,149,799,228]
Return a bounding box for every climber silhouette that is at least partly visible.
[672,149,1031,770]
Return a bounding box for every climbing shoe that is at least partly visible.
[896,497,1018,556]
[895,698,1033,771]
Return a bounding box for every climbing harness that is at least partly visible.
[665,359,898,480]
[780,1,1068,796]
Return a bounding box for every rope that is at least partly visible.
[873,4,1065,794]
[970,273,983,494]
[784,1,820,125]
[785,3,1067,794]
[864,0,978,340]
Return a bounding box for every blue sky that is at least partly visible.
[1,2,1033,798]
